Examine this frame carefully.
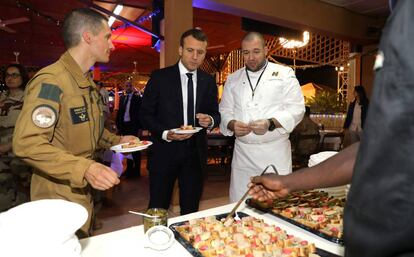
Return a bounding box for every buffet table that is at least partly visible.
[80,202,344,257]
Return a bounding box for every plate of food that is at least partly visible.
[110,140,152,153]
[172,125,203,134]
[169,212,340,257]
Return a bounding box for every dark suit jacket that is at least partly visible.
[139,63,220,167]
[116,93,142,134]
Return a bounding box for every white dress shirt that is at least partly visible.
[162,61,197,141]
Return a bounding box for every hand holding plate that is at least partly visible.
[167,130,193,141]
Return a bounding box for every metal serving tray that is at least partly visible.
[169,212,341,257]
[245,199,344,245]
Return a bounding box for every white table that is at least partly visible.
[80,202,344,257]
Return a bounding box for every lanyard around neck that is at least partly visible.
[245,62,268,99]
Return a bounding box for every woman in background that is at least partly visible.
[343,85,369,147]
[0,63,31,211]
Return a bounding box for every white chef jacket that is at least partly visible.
[219,62,305,202]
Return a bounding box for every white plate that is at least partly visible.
[110,141,153,153]
[171,127,203,134]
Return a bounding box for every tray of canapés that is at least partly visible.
[169,212,341,257]
[245,190,345,245]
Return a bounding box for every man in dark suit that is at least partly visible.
[116,81,142,178]
[140,29,220,215]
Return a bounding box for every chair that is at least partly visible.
[319,130,344,151]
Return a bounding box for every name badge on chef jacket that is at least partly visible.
[246,100,261,121]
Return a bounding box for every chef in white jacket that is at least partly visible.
[219,32,305,202]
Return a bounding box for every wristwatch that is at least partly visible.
[268,118,276,131]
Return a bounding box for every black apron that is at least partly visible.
[344,1,414,256]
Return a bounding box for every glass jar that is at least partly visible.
[143,208,168,233]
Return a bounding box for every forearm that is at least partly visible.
[270,117,282,128]
[284,142,359,192]
[273,74,305,133]
[99,128,121,148]
[13,140,93,188]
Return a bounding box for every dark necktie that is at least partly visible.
[186,73,194,126]
[123,94,132,122]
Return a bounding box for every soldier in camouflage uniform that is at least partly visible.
[0,64,31,212]
[12,8,138,237]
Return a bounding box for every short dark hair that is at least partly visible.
[179,28,208,47]
[242,31,266,47]
[62,8,108,48]
[4,63,29,90]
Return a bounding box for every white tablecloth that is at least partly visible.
[80,202,344,257]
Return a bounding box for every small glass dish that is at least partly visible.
[144,225,175,251]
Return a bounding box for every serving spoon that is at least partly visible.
[129,210,159,218]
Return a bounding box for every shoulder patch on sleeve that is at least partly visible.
[31,104,58,128]
[38,83,62,103]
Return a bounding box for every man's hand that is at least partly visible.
[84,162,120,190]
[228,120,252,137]
[167,130,193,141]
[249,119,270,135]
[248,174,290,201]
[196,113,212,128]
[119,135,140,144]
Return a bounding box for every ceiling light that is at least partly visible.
[108,4,123,27]
[279,31,310,49]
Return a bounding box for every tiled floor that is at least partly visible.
[93,155,231,236]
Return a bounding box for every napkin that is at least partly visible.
[308,151,349,198]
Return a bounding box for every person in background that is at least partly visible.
[116,81,142,178]
[12,8,138,237]
[139,28,220,215]
[219,31,305,202]
[290,106,320,167]
[249,1,414,256]
[0,64,31,211]
[342,85,369,147]
[94,80,111,121]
